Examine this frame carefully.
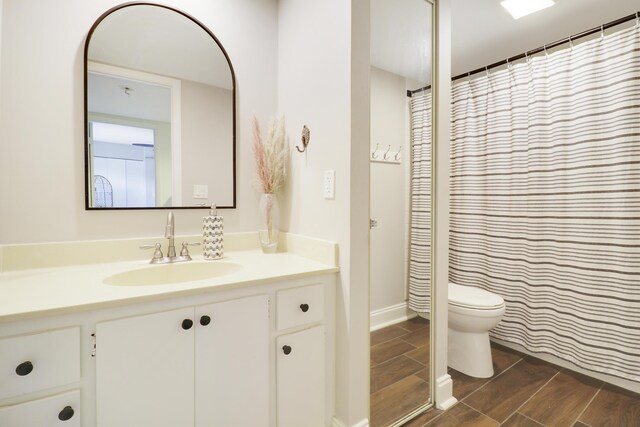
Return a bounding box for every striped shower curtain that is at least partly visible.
[408,90,432,314]
[450,23,640,381]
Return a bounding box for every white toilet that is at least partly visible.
[448,282,505,378]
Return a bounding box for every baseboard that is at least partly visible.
[434,373,457,410]
[491,338,640,394]
[370,302,416,331]
[332,417,369,427]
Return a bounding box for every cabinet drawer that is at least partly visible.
[0,327,80,400]
[0,389,80,427]
[277,284,324,330]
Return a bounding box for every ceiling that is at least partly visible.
[452,0,639,77]
[370,0,433,85]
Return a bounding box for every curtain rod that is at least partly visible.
[452,11,639,82]
[407,84,432,97]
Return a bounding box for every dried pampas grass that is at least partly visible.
[252,115,288,194]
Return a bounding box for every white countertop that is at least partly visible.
[0,239,339,323]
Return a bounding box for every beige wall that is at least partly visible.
[181,80,233,207]
[0,0,278,244]
[278,0,370,424]
[370,66,408,314]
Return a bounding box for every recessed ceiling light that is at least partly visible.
[500,0,555,19]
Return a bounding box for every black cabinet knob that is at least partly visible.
[58,406,74,421]
[282,345,292,355]
[200,315,211,326]
[15,361,33,376]
[300,303,310,313]
[181,319,193,330]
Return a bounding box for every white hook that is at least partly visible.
[383,145,391,160]
[394,146,402,161]
[372,143,379,159]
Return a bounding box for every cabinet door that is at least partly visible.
[195,294,269,427]
[0,389,80,427]
[96,307,195,427]
[276,325,325,427]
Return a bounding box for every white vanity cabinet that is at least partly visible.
[277,325,325,427]
[275,284,328,427]
[0,266,336,427]
[0,328,82,427]
[95,294,269,427]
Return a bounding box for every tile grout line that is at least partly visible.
[370,354,425,396]
[501,369,561,424]
[370,330,411,348]
[370,341,418,369]
[571,384,603,427]
[459,355,525,404]
[457,357,531,424]
[508,411,546,426]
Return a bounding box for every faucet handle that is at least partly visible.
[180,241,201,257]
[140,243,163,262]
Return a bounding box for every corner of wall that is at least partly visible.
[433,0,453,411]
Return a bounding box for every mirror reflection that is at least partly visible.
[85,4,235,209]
[369,0,433,425]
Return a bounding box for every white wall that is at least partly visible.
[0,0,278,244]
[370,66,407,315]
[181,80,233,206]
[278,0,370,424]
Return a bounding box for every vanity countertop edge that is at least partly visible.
[0,232,339,323]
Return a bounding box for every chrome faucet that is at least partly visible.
[140,211,200,264]
[165,211,177,258]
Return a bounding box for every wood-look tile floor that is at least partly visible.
[370,317,431,427]
[407,346,640,427]
[371,322,640,427]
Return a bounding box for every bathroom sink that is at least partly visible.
[104,262,242,286]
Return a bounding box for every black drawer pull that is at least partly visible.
[58,406,75,421]
[181,319,193,330]
[15,361,33,376]
[300,303,310,313]
[200,315,211,326]
[282,345,292,355]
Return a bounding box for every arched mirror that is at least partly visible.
[84,3,236,209]
[369,0,435,425]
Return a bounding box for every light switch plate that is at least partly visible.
[323,170,335,199]
[193,184,208,199]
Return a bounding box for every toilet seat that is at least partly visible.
[449,282,504,310]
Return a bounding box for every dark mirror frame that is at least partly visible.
[83,2,237,210]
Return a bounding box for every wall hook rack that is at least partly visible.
[296,125,310,153]
[370,144,401,164]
